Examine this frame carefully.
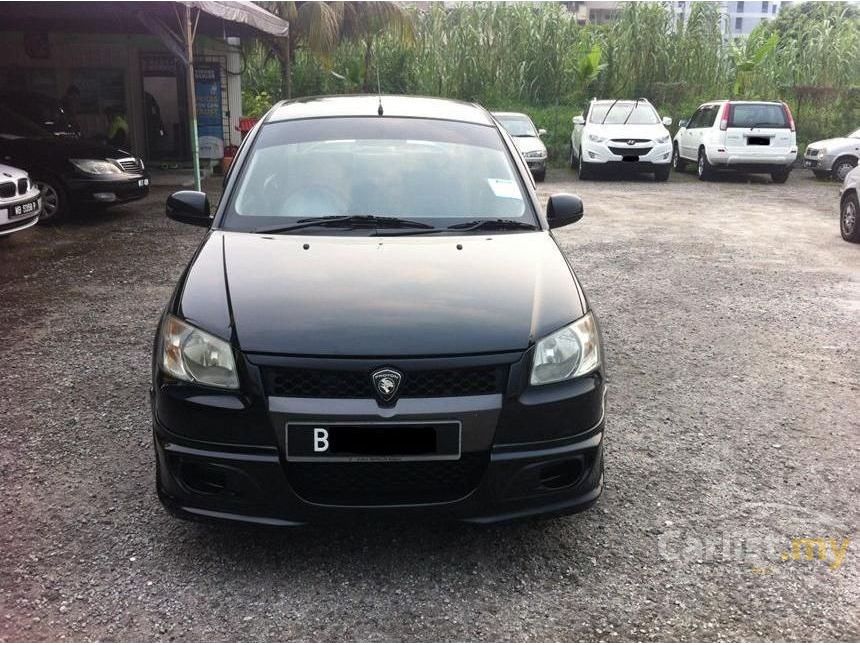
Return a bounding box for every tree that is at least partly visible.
[258,1,414,99]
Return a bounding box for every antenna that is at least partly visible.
[376,65,383,116]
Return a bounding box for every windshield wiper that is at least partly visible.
[601,99,619,124]
[254,215,435,234]
[622,98,640,125]
[446,219,538,233]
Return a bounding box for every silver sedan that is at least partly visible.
[804,128,860,182]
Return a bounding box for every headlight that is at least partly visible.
[530,312,600,386]
[588,134,606,143]
[70,159,122,175]
[138,158,145,170]
[524,150,546,159]
[818,148,827,157]
[656,135,670,144]
[159,315,239,389]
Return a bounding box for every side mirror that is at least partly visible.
[538,128,547,137]
[572,115,585,126]
[662,116,673,126]
[166,190,211,227]
[546,193,584,229]
[678,118,689,129]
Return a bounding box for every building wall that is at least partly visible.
[0,30,242,160]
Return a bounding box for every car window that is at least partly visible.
[729,103,789,128]
[699,106,718,128]
[0,106,52,138]
[224,117,534,231]
[496,115,537,138]
[687,108,703,128]
[588,102,660,125]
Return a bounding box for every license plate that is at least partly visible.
[12,199,38,218]
[285,421,461,462]
[137,178,150,187]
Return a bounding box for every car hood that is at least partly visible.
[588,123,668,141]
[4,135,131,160]
[178,231,585,357]
[511,136,546,155]
[809,137,857,151]
[0,163,27,180]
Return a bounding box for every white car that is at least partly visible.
[0,163,40,238]
[569,98,673,181]
[673,100,797,183]
[840,165,860,244]
[492,112,548,182]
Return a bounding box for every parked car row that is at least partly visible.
[0,98,149,231]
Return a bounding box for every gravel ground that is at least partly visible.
[0,168,857,642]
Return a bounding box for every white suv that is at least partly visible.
[0,163,40,238]
[673,100,798,183]
[569,98,673,181]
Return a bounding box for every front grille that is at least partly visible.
[116,157,142,173]
[17,178,28,194]
[610,138,650,144]
[806,148,819,157]
[263,365,507,399]
[288,452,489,505]
[608,146,653,157]
[0,182,14,198]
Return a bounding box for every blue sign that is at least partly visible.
[194,63,222,142]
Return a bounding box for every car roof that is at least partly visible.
[267,95,495,126]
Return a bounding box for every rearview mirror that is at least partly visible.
[546,193,583,229]
[538,128,547,137]
[572,115,585,126]
[662,116,673,126]
[166,191,211,227]
[678,118,689,129]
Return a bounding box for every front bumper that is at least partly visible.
[151,352,606,526]
[66,172,150,206]
[802,154,833,171]
[582,140,671,166]
[524,157,547,173]
[0,190,41,235]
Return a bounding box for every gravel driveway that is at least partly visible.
[0,168,857,641]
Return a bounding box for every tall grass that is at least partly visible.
[243,1,860,161]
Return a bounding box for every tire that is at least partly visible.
[771,169,790,184]
[672,143,686,172]
[33,176,69,224]
[578,149,594,180]
[696,148,713,181]
[832,157,857,183]
[841,192,860,243]
[654,164,671,182]
[534,169,546,183]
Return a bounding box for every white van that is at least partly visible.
[673,100,798,183]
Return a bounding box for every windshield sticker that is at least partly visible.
[488,178,521,199]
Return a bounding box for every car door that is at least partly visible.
[680,108,703,159]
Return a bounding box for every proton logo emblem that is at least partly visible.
[371,368,403,403]
[627,139,637,146]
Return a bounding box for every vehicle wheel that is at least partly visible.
[654,165,671,182]
[534,169,546,182]
[832,157,857,183]
[578,150,594,180]
[771,169,790,184]
[696,148,713,181]
[841,192,860,243]
[33,176,69,224]
[813,170,829,181]
[569,145,576,169]
[672,143,686,172]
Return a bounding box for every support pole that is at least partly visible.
[185,5,201,191]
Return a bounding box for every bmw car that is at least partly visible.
[152,95,605,526]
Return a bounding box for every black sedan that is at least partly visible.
[152,95,605,526]
[0,106,149,222]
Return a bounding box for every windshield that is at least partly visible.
[0,106,53,139]
[224,117,534,232]
[496,115,537,137]
[849,128,860,139]
[589,101,660,125]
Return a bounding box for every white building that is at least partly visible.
[670,0,784,36]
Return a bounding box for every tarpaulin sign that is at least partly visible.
[194,63,224,158]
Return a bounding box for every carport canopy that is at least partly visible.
[2,1,290,190]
